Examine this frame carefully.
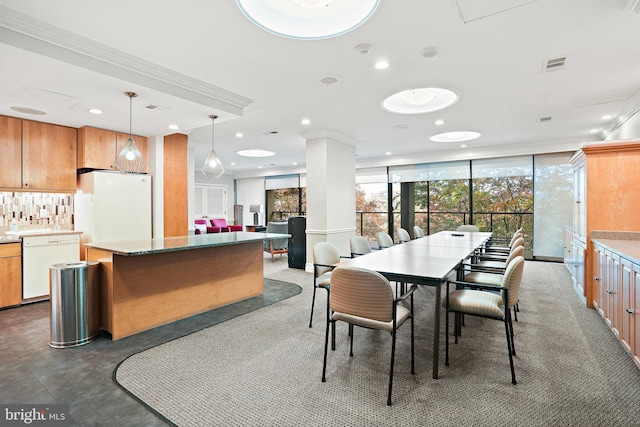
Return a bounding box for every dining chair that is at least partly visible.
[310,242,341,328]
[486,229,523,254]
[350,235,372,258]
[322,266,416,406]
[444,256,524,385]
[396,228,411,243]
[413,226,425,238]
[456,224,480,232]
[376,232,394,249]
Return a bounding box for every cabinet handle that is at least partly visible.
[626,308,635,314]
[593,276,599,281]
[606,289,613,295]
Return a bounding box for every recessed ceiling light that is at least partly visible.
[88,108,103,115]
[382,87,458,114]
[374,60,389,70]
[293,162,298,165]
[10,106,47,115]
[602,115,612,120]
[168,124,179,130]
[420,46,440,58]
[590,129,600,134]
[237,149,275,157]
[460,144,467,148]
[301,118,311,125]
[235,0,381,40]
[435,119,445,125]
[230,162,237,166]
[385,152,391,155]
[235,132,244,138]
[430,131,481,142]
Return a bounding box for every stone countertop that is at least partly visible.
[85,231,291,256]
[591,239,640,265]
[0,236,21,244]
[5,230,82,238]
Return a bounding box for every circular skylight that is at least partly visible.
[235,0,380,40]
[382,87,458,114]
[237,149,275,157]
[430,131,481,142]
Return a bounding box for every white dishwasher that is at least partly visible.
[21,233,80,301]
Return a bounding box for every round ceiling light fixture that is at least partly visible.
[237,149,275,157]
[382,87,458,114]
[235,0,380,40]
[430,131,481,142]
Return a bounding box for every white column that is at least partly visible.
[304,131,357,270]
[147,135,164,238]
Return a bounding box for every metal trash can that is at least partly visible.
[49,261,100,348]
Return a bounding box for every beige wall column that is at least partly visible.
[304,131,356,270]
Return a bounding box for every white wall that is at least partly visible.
[235,177,265,226]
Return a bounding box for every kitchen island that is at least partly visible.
[85,232,289,340]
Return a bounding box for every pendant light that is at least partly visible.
[201,114,225,179]
[114,91,146,174]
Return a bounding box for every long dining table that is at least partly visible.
[337,230,492,379]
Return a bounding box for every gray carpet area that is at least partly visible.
[115,262,640,426]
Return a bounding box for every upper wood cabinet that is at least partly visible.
[77,126,147,172]
[77,126,117,170]
[0,117,77,192]
[0,115,23,189]
[22,120,77,191]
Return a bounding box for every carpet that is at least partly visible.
[114,262,640,426]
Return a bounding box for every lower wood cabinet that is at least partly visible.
[0,243,22,309]
[592,241,640,370]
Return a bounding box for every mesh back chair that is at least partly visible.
[322,266,416,406]
[350,235,372,258]
[310,242,341,328]
[376,232,394,249]
[486,229,523,253]
[456,224,480,232]
[396,228,411,243]
[413,226,425,239]
[444,256,525,385]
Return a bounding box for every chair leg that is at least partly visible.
[387,329,397,406]
[322,315,331,382]
[504,311,517,385]
[309,285,317,328]
[513,303,519,322]
[509,308,516,356]
[349,325,354,357]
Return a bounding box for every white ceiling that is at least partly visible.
[1,0,639,178]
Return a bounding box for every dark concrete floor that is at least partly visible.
[0,278,301,426]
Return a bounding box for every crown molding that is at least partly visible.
[301,130,359,146]
[0,5,252,116]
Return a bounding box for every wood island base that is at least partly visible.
[87,240,264,340]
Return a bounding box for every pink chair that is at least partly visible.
[195,219,222,234]
[210,218,242,232]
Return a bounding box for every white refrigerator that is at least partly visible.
[75,171,152,246]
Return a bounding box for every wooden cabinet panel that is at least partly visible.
[163,133,188,237]
[621,258,634,355]
[0,243,22,308]
[77,126,117,170]
[116,132,148,173]
[22,120,77,191]
[0,115,22,188]
[605,250,621,337]
[570,238,586,302]
[633,263,640,369]
[592,244,605,316]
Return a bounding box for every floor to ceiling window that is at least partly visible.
[375,154,572,259]
[355,168,388,242]
[265,174,306,222]
[471,156,534,255]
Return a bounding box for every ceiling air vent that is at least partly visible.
[539,116,552,122]
[625,0,640,14]
[543,57,566,73]
[145,104,169,111]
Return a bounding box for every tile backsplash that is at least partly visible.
[0,192,74,234]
